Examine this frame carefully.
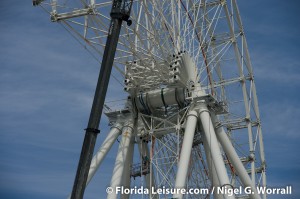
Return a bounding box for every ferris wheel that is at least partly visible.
[33,0,267,199]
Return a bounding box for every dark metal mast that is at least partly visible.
[69,1,133,198]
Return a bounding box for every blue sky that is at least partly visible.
[0,0,299,199]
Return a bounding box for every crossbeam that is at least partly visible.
[51,8,93,22]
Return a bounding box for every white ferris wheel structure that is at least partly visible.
[33,0,267,199]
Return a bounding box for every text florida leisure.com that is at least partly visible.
[106,185,292,196]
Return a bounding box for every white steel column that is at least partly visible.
[107,120,134,199]
[202,132,222,199]
[122,134,134,199]
[86,123,122,185]
[198,103,235,199]
[173,110,198,199]
[212,115,261,199]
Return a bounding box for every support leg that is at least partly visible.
[173,110,198,199]
[87,124,122,185]
[202,132,223,199]
[212,115,261,199]
[107,121,134,199]
[198,103,235,199]
[121,134,134,199]
[67,124,122,199]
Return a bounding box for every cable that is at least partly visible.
[161,88,168,114]
[138,92,150,115]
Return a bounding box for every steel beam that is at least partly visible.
[67,124,122,199]
[212,115,261,199]
[173,110,198,199]
[122,133,135,199]
[198,103,235,199]
[107,121,134,199]
[87,124,122,185]
[202,131,223,199]
[70,1,133,198]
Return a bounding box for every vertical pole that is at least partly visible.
[137,137,157,199]
[70,1,133,198]
[107,121,134,199]
[212,115,261,199]
[173,110,198,199]
[198,103,235,199]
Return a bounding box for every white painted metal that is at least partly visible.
[212,114,261,199]
[86,124,122,185]
[202,132,223,199]
[66,123,122,199]
[107,121,134,199]
[223,1,259,186]
[122,133,134,199]
[231,1,267,197]
[198,103,235,199]
[173,110,198,199]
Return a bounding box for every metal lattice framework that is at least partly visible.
[34,0,266,199]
